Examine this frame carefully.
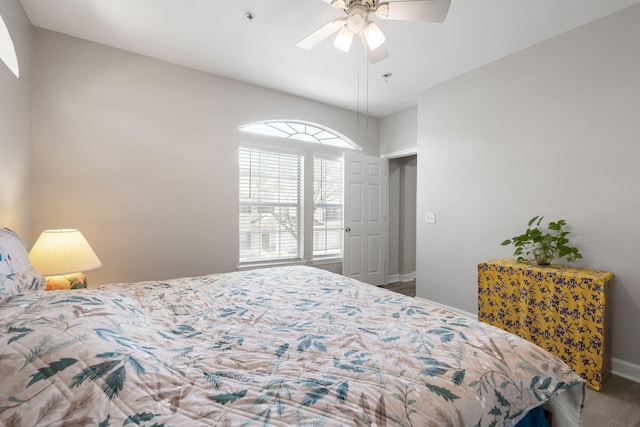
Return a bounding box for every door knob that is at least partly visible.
[345,227,351,232]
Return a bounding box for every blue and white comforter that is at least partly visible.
[0,266,584,426]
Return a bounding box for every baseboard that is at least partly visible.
[416,296,477,320]
[387,271,415,284]
[387,274,400,284]
[400,272,415,282]
[612,358,640,384]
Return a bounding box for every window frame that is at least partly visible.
[238,146,305,264]
[312,154,344,260]
[238,122,354,269]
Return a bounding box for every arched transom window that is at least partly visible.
[239,120,361,150]
[0,13,19,78]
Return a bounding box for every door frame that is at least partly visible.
[383,149,418,285]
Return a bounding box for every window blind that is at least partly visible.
[313,156,343,258]
[239,147,304,263]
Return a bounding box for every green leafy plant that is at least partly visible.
[501,216,582,265]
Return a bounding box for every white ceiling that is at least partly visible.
[19,0,640,118]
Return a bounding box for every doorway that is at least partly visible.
[387,155,417,284]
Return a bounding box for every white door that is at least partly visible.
[343,152,387,285]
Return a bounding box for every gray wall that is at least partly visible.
[0,0,32,241]
[32,29,379,285]
[416,5,640,368]
[380,106,417,157]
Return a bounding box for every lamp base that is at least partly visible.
[45,272,88,290]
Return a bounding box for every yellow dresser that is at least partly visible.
[478,258,613,390]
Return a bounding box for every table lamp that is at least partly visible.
[29,229,102,290]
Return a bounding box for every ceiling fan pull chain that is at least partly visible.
[357,50,361,124]
[366,51,369,128]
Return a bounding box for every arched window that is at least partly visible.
[239,120,361,150]
[0,14,19,78]
[238,120,351,265]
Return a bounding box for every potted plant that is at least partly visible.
[501,215,582,265]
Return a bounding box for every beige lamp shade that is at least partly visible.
[29,229,102,276]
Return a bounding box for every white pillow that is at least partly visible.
[0,228,46,302]
[0,228,34,276]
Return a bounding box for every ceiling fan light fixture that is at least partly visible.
[334,26,354,52]
[363,21,385,51]
[299,0,451,63]
[346,5,368,33]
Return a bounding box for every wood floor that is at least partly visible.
[381,280,640,426]
[379,280,415,297]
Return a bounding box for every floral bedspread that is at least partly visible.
[0,266,584,426]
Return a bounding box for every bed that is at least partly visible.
[0,228,585,426]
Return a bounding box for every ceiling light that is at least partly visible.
[363,22,385,51]
[346,5,368,33]
[334,27,354,52]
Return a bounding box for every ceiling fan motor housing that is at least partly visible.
[343,0,378,9]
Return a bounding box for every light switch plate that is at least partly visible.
[425,212,436,224]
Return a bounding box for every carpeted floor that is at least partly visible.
[582,374,640,427]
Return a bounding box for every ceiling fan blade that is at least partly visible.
[358,32,389,64]
[296,18,347,50]
[375,0,451,23]
[368,44,389,64]
[319,0,347,8]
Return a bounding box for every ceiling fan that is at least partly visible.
[297,0,451,63]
